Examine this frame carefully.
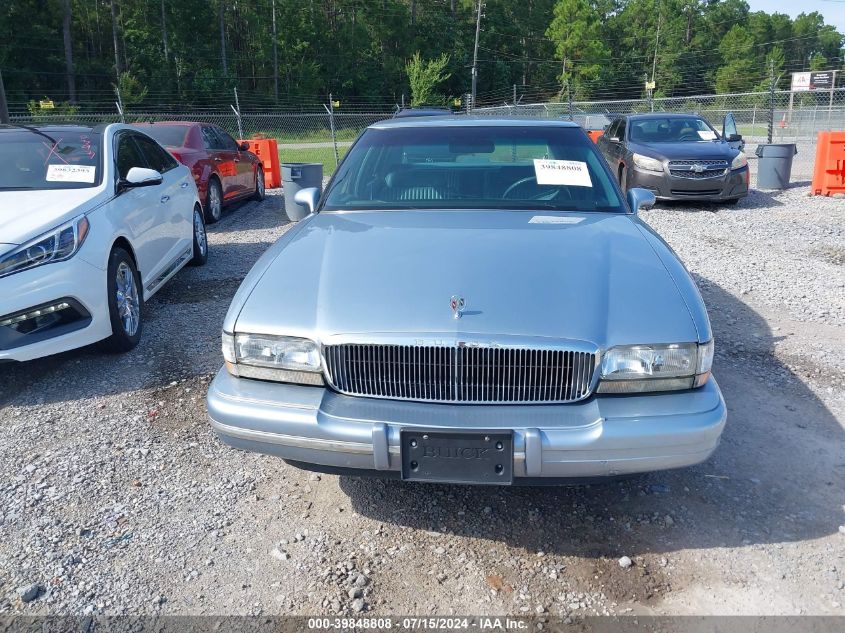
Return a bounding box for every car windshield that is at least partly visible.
[135,124,190,148]
[629,117,719,143]
[322,125,625,213]
[0,128,102,190]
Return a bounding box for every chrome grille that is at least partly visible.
[668,159,728,180]
[324,344,596,403]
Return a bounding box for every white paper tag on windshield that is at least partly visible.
[697,130,717,140]
[46,164,96,183]
[529,216,584,224]
[533,159,592,187]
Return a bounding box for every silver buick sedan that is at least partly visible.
[206,118,726,485]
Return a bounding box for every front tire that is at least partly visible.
[205,178,223,224]
[99,248,142,354]
[252,167,266,201]
[189,205,208,266]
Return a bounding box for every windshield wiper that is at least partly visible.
[11,124,57,145]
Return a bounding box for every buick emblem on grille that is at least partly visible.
[450,295,466,319]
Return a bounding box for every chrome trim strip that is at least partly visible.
[210,417,373,454]
[145,246,192,295]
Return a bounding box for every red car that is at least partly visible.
[131,122,265,223]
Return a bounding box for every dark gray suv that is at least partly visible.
[597,113,749,204]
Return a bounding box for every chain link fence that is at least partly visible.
[10,103,398,174]
[11,89,845,181]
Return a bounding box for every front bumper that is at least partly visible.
[0,256,110,362]
[207,369,727,481]
[630,165,749,201]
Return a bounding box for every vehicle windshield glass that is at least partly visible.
[135,125,190,148]
[0,129,102,190]
[322,125,624,212]
[629,117,718,143]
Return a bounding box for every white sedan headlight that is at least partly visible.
[222,332,324,385]
[731,152,748,170]
[0,215,89,279]
[598,341,714,393]
[632,153,663,172]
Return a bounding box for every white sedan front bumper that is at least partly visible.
[0,256,111,362]
[207,368,727,482]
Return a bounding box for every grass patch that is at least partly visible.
[278,146,349,175]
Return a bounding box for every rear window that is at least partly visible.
[135,125,190,148]
[0,129,102,191]
[323,126,624,213]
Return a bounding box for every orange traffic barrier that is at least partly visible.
[586,130,603,144]
[811,131,845,197]
[239,138,282,189]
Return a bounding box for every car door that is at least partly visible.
[214,126,252,195]
[133,134,194,274]
[601,119,625,176]
[201,125,238,199]
[722,112,744,152]
[109,132,168,293]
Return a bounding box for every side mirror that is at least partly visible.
[627,187,656,213]
[727,133,742,143]
[292,187,321,218]
[238,141,250,152]
[608,136,620,143]
[119,167,162,192]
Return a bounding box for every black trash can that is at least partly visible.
[282,162,323,221]
[754,143,797,190]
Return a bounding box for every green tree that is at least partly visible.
[405,52,452,105]
[715,24,755,94]
[546,0,608,95]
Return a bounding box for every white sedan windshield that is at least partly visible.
[0,129,102,190]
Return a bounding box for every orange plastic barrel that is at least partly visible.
[239,138,282,189]
[811,131,845,197]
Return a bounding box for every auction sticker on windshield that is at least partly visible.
[533,159,592,187]
[46,164,97,183]
[697,130,717,140]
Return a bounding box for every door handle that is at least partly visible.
[180,182,189,188]
[233,158,240,162]
[213,157,222,162]
[160,195,170,203]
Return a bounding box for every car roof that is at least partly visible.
[128,121,198,127]
[369,117,580,130]
[624,113,704,120]
[394,107,454,118]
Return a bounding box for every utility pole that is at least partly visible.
[0,69,10,124]
[219,0,228,77]
[161,0,169,63]
[61,0,76,103]
[271,0,279,102]
[470,0,483,111]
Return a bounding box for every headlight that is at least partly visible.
[597,341,714,394]
[222,332,324,385]
[632,153,663,172]
[0,215,89,279]
[731,152,748,170]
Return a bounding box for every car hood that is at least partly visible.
[233,210,701,348]
[628,140,737,160]
[0,188,104,253]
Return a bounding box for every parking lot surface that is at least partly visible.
[1,188,843,616]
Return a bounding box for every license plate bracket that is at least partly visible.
[400,430,514,485]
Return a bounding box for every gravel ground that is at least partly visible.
[0,186,843,618]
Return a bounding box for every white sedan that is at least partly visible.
[0,123,207,362]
